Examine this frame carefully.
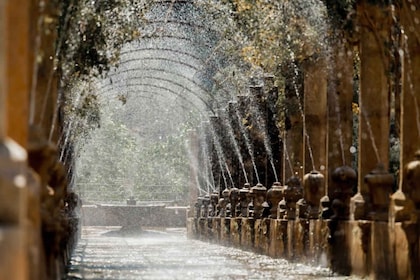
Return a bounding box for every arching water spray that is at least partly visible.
[208,122,235,189]
[249,91,279,182]
[361,110,382,164]
[219,107,249,183]
[288,46,316,171]
[234,108,260,183]
[185,137,210,196]
[284,141,295,177]
[199,127,216,192]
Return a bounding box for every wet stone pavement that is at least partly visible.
[66,227,359,280]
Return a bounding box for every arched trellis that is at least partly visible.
[99,82,214,114]
[117,46,234,96]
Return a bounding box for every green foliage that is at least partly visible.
[58,0,149,81]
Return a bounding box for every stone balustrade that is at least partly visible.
[188,2,420,278]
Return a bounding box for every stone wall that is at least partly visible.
[82,205,187,228]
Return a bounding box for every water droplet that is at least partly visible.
[14,174,26,188]
[415,17,420,25]
[399,49,404,57]
[320,165,325,171]
[411,4,416,11]
[349,146,357,154]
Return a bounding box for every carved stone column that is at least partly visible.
[0,0,31,278]
[391,1,420,221]
[282,64,304,180]
[4,0,30,147]
[303,57,328,177]
[327,37,355,193]
[351,2,393,219]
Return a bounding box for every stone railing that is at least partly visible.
[187,2,420,279]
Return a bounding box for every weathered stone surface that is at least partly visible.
[349,221,370,277]
[220,217,231,245]
[303,171,325,219]
[356,1,392,203]
[254,218,270,255]
[0,139,28,225]
[241,218,254,251]
[303,58,327,176]
[230,217,241,246]
[0,226,28,280]
[268,219,287,258]
[266,182,284,219]
[330,166,357,220]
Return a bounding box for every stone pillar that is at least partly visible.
[302,58,327,219]
[327,37,355,197]
[397,1,420,215]
[31,0,60,142]
[352,2,392,218]
[0,0,31,279]
[249,85,268,187]
[283,65,304,180]
[5,0,30,147]
[303,57,328,175]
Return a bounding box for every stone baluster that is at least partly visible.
[239,183,251,217]
[250,183,267,219]
[330,166,357,220]
[209,192,219,217]
[229,186,239,218]
[277,198,288,220]
[365,164,394,221]
[218,188,230,217]
[266,182,284,219]
[391,151,420,222]
[403,151,420,211]
[302,170,325,219]
[247,186,256,218]
[196,197,203,218]
[320,195,333,219]
[283,176,303,220]
[202,195,210,218]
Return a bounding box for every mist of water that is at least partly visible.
[234,107,260,184]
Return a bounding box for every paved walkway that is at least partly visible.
[66,227,357,280]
